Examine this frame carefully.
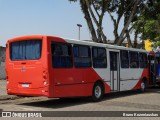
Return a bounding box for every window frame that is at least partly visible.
[139,52,147,68]
[51,42,73,68]
[10,39,42,61]
[120,50,129,68]
[129,51,139,68]
[92,46,107,68]
[73,44,92,68]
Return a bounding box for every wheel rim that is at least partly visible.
[95,86,102,98]
[141,82,145,91]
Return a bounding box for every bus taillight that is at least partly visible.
[43,70,48,86]
[6,76,8,80]
[43,81,47,85]
[6,70,8,79]
[6,80,9,84]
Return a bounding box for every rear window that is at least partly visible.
[10,40,42,60]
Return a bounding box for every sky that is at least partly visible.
[0,0,120,47]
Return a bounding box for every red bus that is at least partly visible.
[6,35,149,101]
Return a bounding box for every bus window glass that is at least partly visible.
[92,47,107,68]
[73,45,91,68]
[52,43,72,68]
[129,52,139,68]
[110,52,118,71]
[155,54,160,64]
[120,50,129,68]
[10,40,42,60]
[139,53,147,68]
[79,46,89,57]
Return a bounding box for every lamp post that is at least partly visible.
[77,24,82,40]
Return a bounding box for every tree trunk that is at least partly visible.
[116,0,141,45]
[133,30,138,48]
[85,0,98,26]
[85,0,107,43]
[126,29,133,47]
[97,28,103,43]
[101,31,107,43]
[80,1,98,42]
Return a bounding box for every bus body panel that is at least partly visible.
[6,36,49,97]
[132,68,149,90]
[120,68,143,91]
[49,68,111,98]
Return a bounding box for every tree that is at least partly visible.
[145,0,160,48]
[70,0,109,43]
[108,0,142,46]
[132,0,160,48]
[70,0,142,46]
[78,0,98,42]
[70,0,158,48]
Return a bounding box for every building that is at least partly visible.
[0,46,6,79]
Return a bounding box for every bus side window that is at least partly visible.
[120,50,129,68]
[52,43,72,68]
[73,45,91,68]
[139,53,147,68]
[92,47,107,68]
[129,52,139,68]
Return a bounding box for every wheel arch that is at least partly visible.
[93,79,105,93]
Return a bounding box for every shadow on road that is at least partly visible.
[147,86,160,94]
[18,97,91,109]
[18,87,160,109]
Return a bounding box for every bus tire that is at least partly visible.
[139,80,147,92]
[157,82,160,88]
[92,82,104,102]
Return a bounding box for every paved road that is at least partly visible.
[0,80,160,120]
[0,80,6,96]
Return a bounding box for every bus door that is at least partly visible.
[148,55,156,85]
[109,51,120,91]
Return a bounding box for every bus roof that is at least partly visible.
[7,35,44,43]
[64,38,147,53]
[7,35,147,53]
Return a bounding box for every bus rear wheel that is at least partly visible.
[139,80,147,92]
[92,82,104,102]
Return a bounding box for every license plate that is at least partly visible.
[22,84,29,87]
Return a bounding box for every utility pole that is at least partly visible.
[77,24,82,40]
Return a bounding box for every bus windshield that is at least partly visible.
[10,40,42,61]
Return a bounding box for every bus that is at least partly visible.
[148,51,160,86]
[6,35,149,101]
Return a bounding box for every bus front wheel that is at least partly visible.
[92,82,104,102]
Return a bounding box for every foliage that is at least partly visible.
[70,0,160,48]
[69,0,109,43]
[132,0,160,48]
